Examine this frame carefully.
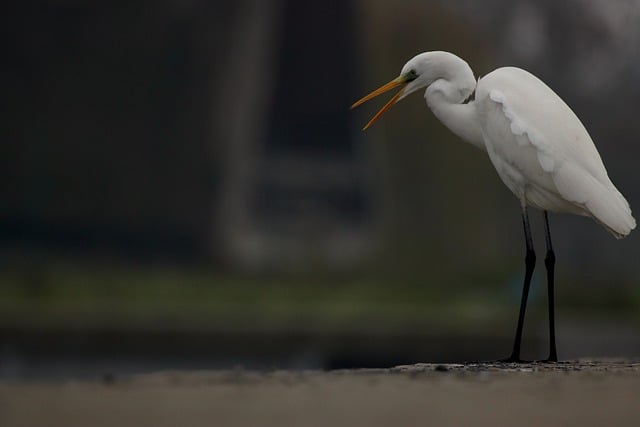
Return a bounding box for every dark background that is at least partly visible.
[2,0,639,379]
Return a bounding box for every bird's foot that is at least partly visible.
[495,355,530,364]
[465,357,530,365]
[535,356,558,364]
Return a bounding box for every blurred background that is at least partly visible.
[2,0,640,379]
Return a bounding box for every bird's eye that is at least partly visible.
[405,69,418,81]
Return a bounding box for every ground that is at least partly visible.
[1,361,639,427]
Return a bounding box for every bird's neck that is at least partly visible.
[425,79,485,151]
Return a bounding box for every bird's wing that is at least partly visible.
[479,67,635,236]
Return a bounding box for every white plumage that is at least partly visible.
[353,51,636,238]
[351,51,635,361]
[476,67,635,238]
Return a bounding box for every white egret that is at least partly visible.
[351,51,635,362]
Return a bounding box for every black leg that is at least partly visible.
[543,211,558,362]
[503,206,536,362]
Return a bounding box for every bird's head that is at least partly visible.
[351,51,474,130]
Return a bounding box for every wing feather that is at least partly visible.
[478,68,635,237]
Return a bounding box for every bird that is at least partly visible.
[351,51,635,362]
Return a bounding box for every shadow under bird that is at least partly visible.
[351,51,636,362]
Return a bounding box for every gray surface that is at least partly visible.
[2,361,640,427]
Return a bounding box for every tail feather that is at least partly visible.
[587,184,636,239]
[553,162,635,238]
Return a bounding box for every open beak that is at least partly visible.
[351,76,408,131]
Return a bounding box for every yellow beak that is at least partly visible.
[351,76,408,131]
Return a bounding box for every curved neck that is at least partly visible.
[425,79,485,151]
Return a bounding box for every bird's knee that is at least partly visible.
[545,249,556,268]
[525,250,536,267]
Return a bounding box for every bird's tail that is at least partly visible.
[553,161,635,238]
[587,183,636,239]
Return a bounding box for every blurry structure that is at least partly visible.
[1,0,376,272]
[1,0,639,279]
[216,0,375,271]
